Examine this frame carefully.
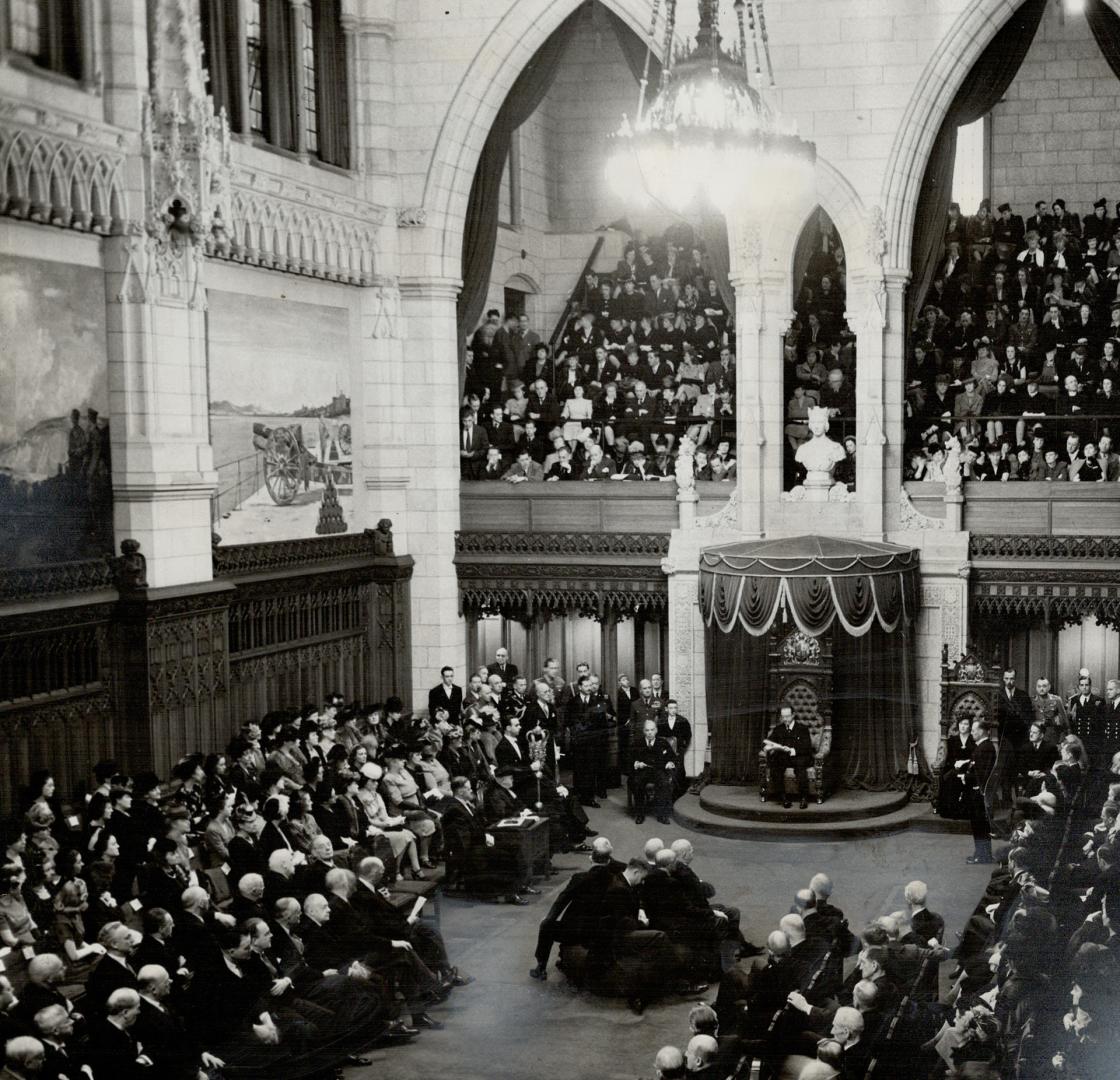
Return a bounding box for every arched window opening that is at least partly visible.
[783,209,856,494]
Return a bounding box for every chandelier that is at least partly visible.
[606,0,815,216]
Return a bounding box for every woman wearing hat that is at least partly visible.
[355,762,424,879]
[381,748,438,868]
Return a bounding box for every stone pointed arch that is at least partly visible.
[881,0,1120,271]
[421,0,658,280]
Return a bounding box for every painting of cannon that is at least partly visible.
[253,420,352,505]
[207,290,353,544]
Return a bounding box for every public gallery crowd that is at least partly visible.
[905,195,1120,483]
[781,222,859,489]
[460,231,741,483]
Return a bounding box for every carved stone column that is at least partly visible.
[290,0,310,159]
[355,277,410,541]
[102,1,230,588]
[396,273,467,704]
[848,270,887,538]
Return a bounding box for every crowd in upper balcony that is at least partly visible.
[906,196,1120,482]
[461,229,738,483]
[782,215,858,491]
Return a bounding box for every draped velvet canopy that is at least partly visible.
[698,536,920,639]
[700,537,923,790]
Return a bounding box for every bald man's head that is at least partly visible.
[653,1046,686,1080]
[644,837,664,862]
[685,1035,718,1070]
[590,836,614,863]
[779,913,805,944]
[810,873,833,899]
[670,838,694,863]
[655,848,677,870]
[767,930,790,958]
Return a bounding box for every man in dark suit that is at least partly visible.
[483,766,532,823]
[904,881,945,945]
[1068,672,1106,760]
[441,777,527,904]
[31,1004,81,1080]
[1015,721,1059,794]
[491,648,518,682]
[82,987,150,1080]
[966,719,997,864]
[763,706,814,809]
[630,719,677,825]
[714,930,795,1052]
[86,923,142,1013]
[529,837,625,980]
[994,667,1034,791]
[598,859,679,1013]
[353,857,462,990]
[428,666,462,722]
[494,716,533,784]
[133,964,221,1080]
[522,680,561,770]
[565,674,611,806]
[459,407,489,480]
[659,699,692,798]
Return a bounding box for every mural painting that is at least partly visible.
[0,257,113,567]
[207,291,352,544]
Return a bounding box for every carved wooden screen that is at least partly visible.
[0,606,117,814]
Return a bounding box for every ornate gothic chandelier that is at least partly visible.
[607,0,815,216]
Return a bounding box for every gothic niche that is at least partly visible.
[782,208,857,498]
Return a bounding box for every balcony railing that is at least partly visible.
[459,480,734,534]
[904,480,1120,535]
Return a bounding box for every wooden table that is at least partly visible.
[492,816,551,882]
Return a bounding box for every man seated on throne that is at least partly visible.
[763,705,813,810]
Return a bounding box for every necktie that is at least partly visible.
[647,740,653,748]
[463,429,469,451]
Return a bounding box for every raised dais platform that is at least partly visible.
[674,784,968,841]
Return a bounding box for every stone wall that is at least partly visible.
[483,5,640,340]
[990,4,1120,214]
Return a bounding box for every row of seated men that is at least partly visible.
[915,729,1120,1080]
[529,833,953,1080]
[640,791,1120,1080]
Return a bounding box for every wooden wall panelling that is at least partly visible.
[0,602,118,812]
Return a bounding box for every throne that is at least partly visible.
[932,651,1003,803]
[757,630,838,804]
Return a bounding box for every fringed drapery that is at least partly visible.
[700,536,922,790]
[699,540,919,638]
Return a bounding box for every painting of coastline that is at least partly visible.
[0,257,113,567]
[207,291,352,544]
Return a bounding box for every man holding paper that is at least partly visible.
[353,857,472,995]
[762,706,813,810]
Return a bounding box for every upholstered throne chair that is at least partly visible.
[757,631,838,804]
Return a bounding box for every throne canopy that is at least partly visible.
[698,535,920,638]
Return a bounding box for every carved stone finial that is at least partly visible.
[369,519,394,555]
[111,539,148,591]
